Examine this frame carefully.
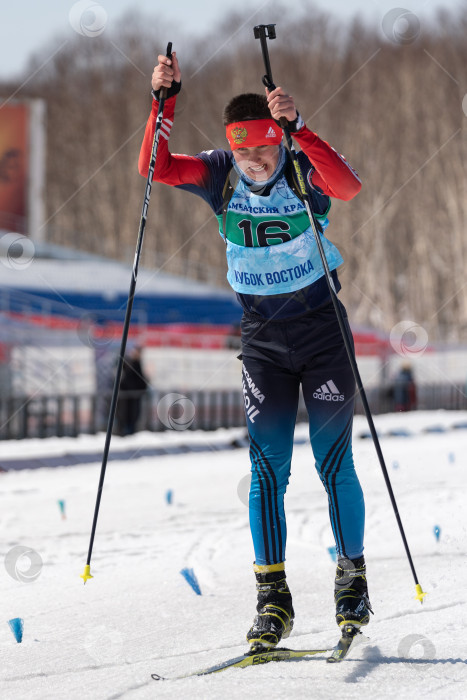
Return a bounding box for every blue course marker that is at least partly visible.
[180,567,202,595]
[165,489,173,505]
[8,618,24,643]
[57,500,66,519]
[327,546,337,562]
[433,525,441,542]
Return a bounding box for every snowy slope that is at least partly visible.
[1,411,466,699]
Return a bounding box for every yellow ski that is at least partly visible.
[151,647,332,680]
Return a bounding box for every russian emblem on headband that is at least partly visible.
[231,126,248,144]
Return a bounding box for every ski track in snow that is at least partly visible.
[1,411,466,699]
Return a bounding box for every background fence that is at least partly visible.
[1,383,466,440]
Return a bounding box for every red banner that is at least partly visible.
[0,103,29,233]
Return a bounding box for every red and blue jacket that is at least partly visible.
[139,95,361,319]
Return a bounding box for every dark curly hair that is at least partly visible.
[223,93,270,126]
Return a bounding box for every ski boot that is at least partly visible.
[334,556,373,629]
[247,562,294,652]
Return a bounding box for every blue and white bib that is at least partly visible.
[217,173,343,295]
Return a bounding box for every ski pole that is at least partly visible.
[253,24,426,603]
[80,42,173,584]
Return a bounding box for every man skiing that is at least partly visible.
[139,50,372,652]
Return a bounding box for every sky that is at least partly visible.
[0,0,464,80]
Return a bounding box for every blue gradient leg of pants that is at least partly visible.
[241,303,365,564]
[244,358,300,565]
[302,356,365,560]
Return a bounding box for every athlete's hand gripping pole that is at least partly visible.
[253,24,426,604]
[80,42,173,584]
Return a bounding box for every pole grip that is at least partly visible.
[159,42,173,101]
[254,27,290,130]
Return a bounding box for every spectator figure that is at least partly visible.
[95,347,118,431]
[225,322,242,350]
[393,362,417,412]
[118,347,149,435]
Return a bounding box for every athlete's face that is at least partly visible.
[232,145,280,181]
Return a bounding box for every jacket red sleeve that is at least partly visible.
[138,95,209,187]
[293,125,361,201]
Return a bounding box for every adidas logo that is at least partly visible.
[265,126,277,138]
[313,380,344,402]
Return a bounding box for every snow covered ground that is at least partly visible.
[1,411,466,699]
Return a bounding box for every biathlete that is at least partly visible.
[139,50,372,651]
